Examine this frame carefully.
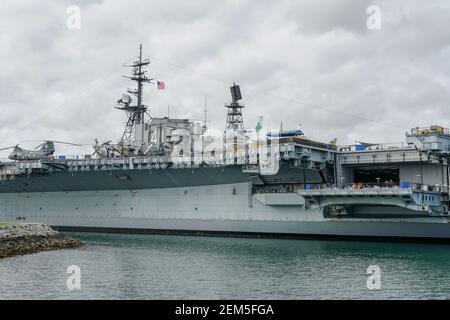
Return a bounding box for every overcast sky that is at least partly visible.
[1,0,450,156]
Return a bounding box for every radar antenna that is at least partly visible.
[115,44,153,145]
[225,83,244,131]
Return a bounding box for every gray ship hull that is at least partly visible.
[1,181,449,242]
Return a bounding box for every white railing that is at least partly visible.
[338,142,414,152]
[301,182,448,193]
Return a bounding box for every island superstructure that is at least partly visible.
[0,46,449,242]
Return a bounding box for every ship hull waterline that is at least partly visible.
[1,181,449,243]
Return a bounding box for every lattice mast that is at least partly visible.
[115,44,153,145]
[225,83,244,131]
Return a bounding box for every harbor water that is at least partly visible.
[0,232,449,299]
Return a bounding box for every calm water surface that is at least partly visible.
[0,232,449,299]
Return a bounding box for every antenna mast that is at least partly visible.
[115,44,153,145]
[204,93,208,129]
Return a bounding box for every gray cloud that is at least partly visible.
[1,0,450,157]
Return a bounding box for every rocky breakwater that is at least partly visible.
[0,223,83,259]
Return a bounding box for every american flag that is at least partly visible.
[157,81,165,90]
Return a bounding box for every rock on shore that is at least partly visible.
[0,223,83,259]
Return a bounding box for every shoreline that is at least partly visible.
[0,223,83,259]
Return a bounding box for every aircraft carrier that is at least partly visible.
[1,45,450,242]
